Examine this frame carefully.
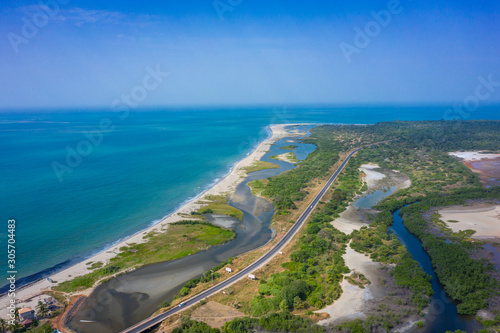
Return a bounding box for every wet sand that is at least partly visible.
[317,243,385,325]
[330,164,386,234]
[467,158,500,187]
[331,164,410,234]
[330,206,368,235]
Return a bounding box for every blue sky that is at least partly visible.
[0,0,499,109]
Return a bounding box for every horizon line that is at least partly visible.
[2,102,500,113]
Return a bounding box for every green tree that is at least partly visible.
[172,319,219,333]
[222,317,254,333]
[36,301,48,318]
[280,280,309,307]
[293,296,304,309]
[279,299,289,311]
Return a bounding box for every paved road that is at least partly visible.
[121,146,366,333]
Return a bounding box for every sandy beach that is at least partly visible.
[0,123,306,320]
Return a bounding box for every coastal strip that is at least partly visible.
[0,123,307,320]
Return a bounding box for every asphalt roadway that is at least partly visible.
[120,146,365,333]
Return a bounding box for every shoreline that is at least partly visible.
[0,123,309,319]
[4,126,276,293]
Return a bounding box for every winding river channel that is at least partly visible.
[345,181,482,332]
[357,187,481,331]
[68,127,315,333]
[390,209,481,332]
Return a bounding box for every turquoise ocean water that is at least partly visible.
[1,106,498,291]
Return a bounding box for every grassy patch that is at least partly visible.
[279,145,298,151]
[243,160,280,173]
[87,261,103,270]
[197,195,243,219]
[248,179,269,197]
[286,152,299,163]
[269,152,299,164]
[53,222,235,293]
[48,291,67,305]
[346,272,370,288]
[27,322,53,333]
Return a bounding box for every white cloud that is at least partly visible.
[17,5,125,26]
[56,7,124,26]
